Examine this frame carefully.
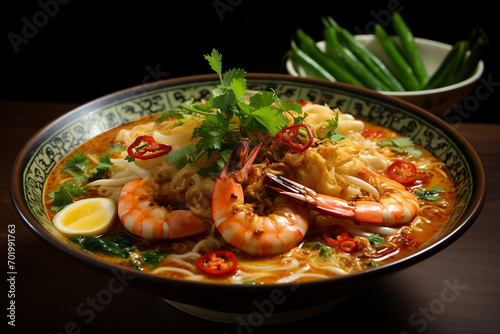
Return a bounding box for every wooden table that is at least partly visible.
[2,101,499,333]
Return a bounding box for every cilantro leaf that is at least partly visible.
[89,154,114,179]
[204,49,223,78]
[368,234,386,245]
[211,88,237,111]
[192,111,233,151]
[196,149,232,177]
[379,137,423,158]
[412,186,444,201]
[47,182,84,212]
[166,144,198,169]
[225,68,246,94]
[63,151,91,174]
[379,137,414,147]
[73,173,90,186]
[324,110,347,143]
[271,91,303,114]
[155,109,186,123]
[108,143,127,152]
[249,90,275,109]
[303,242,332,258]
[244,106,288,136]
[49,152,114,212]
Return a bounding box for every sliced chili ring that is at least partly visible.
[339,240,357,253]
[387,161,418,184]
[196,250,238,277]
[127,135,172,160]
[323,225,358,253]
[275,124,313,153]
[323,224,345,245]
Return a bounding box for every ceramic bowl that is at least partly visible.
[10,73,486,324]
[286,35,484,117]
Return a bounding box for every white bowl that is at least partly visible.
[286,35,484,117]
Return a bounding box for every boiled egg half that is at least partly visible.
[53,198,117,236]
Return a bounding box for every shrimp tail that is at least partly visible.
[266,167,419,226]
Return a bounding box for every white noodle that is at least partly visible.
[239,259,301,272]
[152,267,197,276]
[170,252,200,260]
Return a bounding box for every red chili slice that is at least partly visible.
[387,161,418,184]
[323,225,358,253]
[196,250,238,277]
[127,135,172,160]
[275,124,313,153]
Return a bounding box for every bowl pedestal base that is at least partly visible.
[164,295,348,325]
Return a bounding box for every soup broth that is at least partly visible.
[45,103,455,284]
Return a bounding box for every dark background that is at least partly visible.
[2,0,499,123]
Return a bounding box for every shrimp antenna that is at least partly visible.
[265,172,308,195]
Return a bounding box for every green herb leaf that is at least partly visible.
[89,153,114,179]
[379,137,414,147]
[368,234,386,245]
[141,249,174,269]
[155,110,185,123]
[166,144,198,169]
[324,111,347,143]
[271,91,303,115]
[63,151,92,174]
[70,236,132,259]
[108,143,127,152]
[49,188,75,212]
[379,137,423,157]
[303,242,332,258]
[47,182,84,212]
[412,186,444,201]
[49,152,114,211]
[245,106,288,136]
[192,111,232,151]
[204,49,223,77]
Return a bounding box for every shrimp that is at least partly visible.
[118,177,207,239]
[212,139,311,256]
[267,167,419,226]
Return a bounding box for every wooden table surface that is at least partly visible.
[2,101,499,334]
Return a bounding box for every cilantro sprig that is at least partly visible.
[412,186,445,201]
[379,137,423,158]
[303,241,332,258]
[47,152,114,212]
[155,49,303,175]
[323,109,347,143]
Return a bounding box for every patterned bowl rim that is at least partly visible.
[10,73,486,292]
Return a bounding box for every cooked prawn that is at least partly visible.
[212,139,311,256]
[267,167,419,226]
[118,177,207,239]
